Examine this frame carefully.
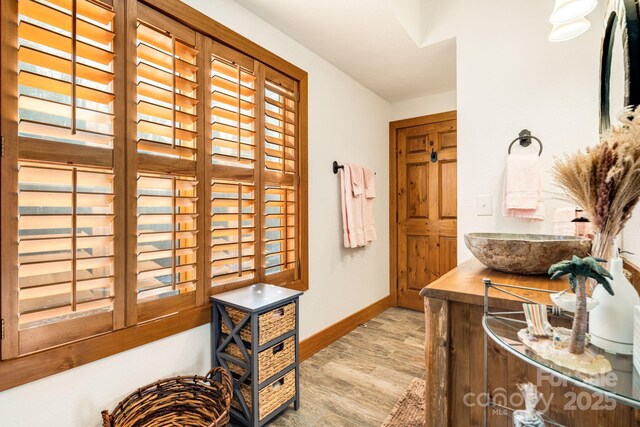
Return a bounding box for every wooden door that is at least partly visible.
[396,117,457,311]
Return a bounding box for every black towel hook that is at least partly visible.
[508,129,543,156]
[333,161,375,175]
[332,161,343,174]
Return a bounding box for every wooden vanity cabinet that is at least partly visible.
[421,259,640,427]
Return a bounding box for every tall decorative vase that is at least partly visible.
[589,254,640,355]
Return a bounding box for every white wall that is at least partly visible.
[390,0,604,263]
[1,326,212,427]
[0,1,391,425]
[454,0,604,261]
[389,90,457,121]
[623,214,640,266]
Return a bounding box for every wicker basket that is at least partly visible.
[231,369,296,421]
[221,302,296,345]
[101,368,232,427]
[225,336,296,383]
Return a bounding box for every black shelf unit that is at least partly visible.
[211,284,302,426]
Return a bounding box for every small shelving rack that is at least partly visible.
[211,283,303,426]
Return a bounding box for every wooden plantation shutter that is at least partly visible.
[17,164,116,353]
[210,46,257,168]
[134,5,203,322]
[2,0,123,357]
[17,0,116,149]
[210,42,258,287]
[136,19,198,160]
[136,175,198,301]
[1,0,307,379]
[211,182,256,286]
[262,68,299,283]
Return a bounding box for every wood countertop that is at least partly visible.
[420,258,570,310]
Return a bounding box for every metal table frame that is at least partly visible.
[482,278,640,427]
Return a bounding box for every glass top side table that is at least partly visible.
[482,279,640,427]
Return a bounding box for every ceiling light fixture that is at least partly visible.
[550,0,598,25]
[548,17,592,42]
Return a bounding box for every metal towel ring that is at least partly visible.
[507,129,543,156]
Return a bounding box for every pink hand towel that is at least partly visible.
[363,167,376,198]
[502,153,544,221]
[351,163,364,197]
[340,164,364,248]
[348,164,366,247]
[340,164,354,247]
[363,167,377,243]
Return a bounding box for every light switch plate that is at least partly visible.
[476,194,493,216]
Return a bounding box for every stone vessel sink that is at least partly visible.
[464,233,591,275]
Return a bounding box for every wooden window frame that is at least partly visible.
[0,0,308,391]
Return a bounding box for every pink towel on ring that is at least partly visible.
[502,153,544,221]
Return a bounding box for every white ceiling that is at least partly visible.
[231,0,457,103]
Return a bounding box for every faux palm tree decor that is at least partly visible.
[548,256,613,355]
[551,107,640,259]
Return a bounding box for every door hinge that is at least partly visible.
[1,319,4,340]
[1,136,4,157]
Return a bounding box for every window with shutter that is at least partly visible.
[211,46,256,168]
[211,181,256,286]
[210,42,257,287]
[1,0,121,358]
[1,0,306,384]
[18,0,116,148]
[264,185,296,276]
[134,6,201,321]
[136,19,198,159]
[137,175,198,297]
[263,68,299,283]
[18,164,115,337]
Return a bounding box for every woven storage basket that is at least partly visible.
[225,336,295,383]
[101,368,232,427]
[221,302,295,345]
[231,369,296,421]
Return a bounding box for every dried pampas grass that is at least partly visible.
[552,107,640,258]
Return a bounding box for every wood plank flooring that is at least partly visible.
[232,307,425,427]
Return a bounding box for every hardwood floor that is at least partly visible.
[233,307,425,426]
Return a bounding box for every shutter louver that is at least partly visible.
[210,44,257,287]
[137,175,198,301]
[211,54,256,167]
[264,186,296,275]
[18,0,115,148]
[211,181,256,286]
[136,21,198,160]
[264,79,296,174]
[263,69,299,281]
[18,163,115,328]
[134,11,200,319]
